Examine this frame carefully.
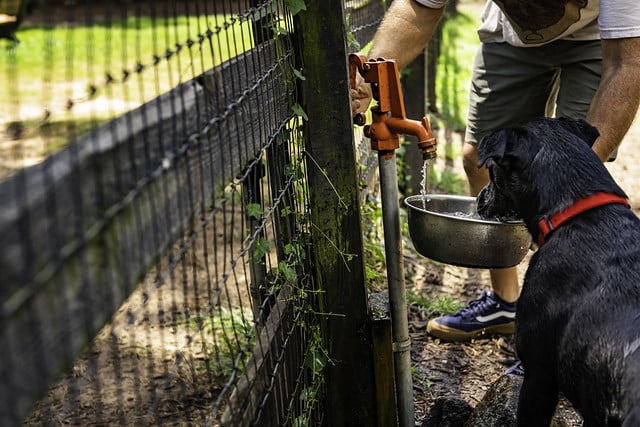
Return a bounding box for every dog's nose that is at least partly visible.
[476,186,492,217]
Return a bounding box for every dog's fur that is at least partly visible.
[476,117,640,426]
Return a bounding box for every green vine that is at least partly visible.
[303,150,349,211]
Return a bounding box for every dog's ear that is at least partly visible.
[556,117,600,147]
[477,129,508,169]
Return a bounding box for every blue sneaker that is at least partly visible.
[426,291,516,341]
[505,360,525,376]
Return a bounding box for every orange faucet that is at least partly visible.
[349,53,437,160]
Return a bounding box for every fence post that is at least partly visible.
[295,2,378,426]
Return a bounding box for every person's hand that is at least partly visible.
[350,72,373,116]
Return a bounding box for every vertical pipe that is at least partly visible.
[378,151,414,427]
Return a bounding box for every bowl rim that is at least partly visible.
[403,194,525,226]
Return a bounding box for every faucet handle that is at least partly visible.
[349,54,406,119]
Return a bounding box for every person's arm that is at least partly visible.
[368,0,445,68]
[587,37,640,162]
[351,0,445,115]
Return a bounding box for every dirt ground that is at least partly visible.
[406,114,640,425]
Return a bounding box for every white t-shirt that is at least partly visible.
[415,0,640,47]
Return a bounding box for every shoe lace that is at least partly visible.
[457,291,496,318]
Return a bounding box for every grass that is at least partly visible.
[187,307,255,380]
[435,7,482,131]
[3,14,251,103]
[361,196,388,291]
[0,13,255,166]
[406,292,465,318]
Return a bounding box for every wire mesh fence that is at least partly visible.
[1,0,387,425]
[345,0,388,198]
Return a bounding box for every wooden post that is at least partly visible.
[372,316,399,427]
[295,1,378,425]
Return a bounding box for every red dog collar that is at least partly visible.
[537,192,630,247]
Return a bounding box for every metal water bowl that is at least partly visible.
[404,194,531,268]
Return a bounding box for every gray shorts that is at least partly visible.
[465,39,603,145]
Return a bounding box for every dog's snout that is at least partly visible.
[476,184,495,218]
[477,184,521,222]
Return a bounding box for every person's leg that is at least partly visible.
[427,42,558,341]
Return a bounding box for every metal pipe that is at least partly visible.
[378,150,414,427]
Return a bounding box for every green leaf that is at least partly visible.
[271,25,289,36]
[306,351,326,373]
[246,203,262,220]
[280,206,293,217]
[278,261,298,282]
[347,33,361,51]
[253,237,270,259]
[291,103,308,121]
[276,128,290,145]
[284,0,306,15]
[292,67,306,81]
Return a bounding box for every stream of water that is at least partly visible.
[419,158,431,210]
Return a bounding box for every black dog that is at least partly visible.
[476,117,640,426]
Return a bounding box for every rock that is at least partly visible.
[464,374,570,427]
[464,374,521,427]
[421,395,473,427]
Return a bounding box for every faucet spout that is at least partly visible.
[386,116,437,160]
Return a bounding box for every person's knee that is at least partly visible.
[462,144,478,176]
[462,143,489,196]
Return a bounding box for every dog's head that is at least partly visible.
[476,117,626,225]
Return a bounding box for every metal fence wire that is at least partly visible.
[0,0,387,425]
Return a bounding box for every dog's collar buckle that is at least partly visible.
[536,192,630,247]
[538,217,555,241]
